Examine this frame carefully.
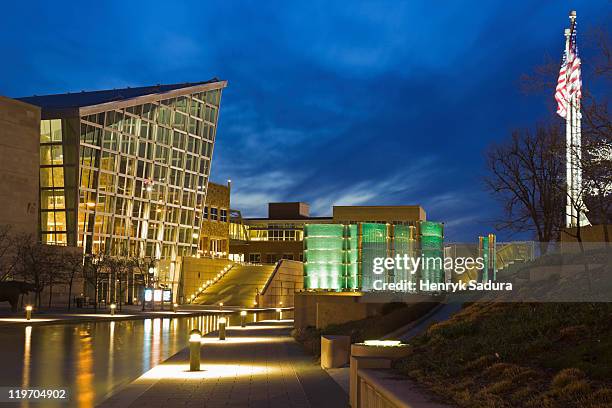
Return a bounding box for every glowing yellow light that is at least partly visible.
[240,311,247,316]
[219,317,227,325]
[110,304,116,310]
[140,363,272,380]
[363,340,402,347]
[276,308,281,313]
[189,330,201,343]
[219,302,223,307]
[86,202,95,207]
[25,305,33,312]
[192,233,199,239]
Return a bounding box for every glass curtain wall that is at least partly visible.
[75,89,222,260]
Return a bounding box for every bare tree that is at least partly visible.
[61,251,84,309]
[14,234,59,308]
[0,225,17,281]
[83,253,107,312]
[484,124,565,253]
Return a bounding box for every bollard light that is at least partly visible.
[173,303,178,313]
[25,305,32,321]
[189,329,202,371]
[110,303,116,316]
[240,310,247,327]
[218,317,227,340]
[276,308,282,321]
[219,302,223,310]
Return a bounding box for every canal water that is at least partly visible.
[0,314,229,407]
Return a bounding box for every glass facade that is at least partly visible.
[38,88,224,264]
[304,221,443,292]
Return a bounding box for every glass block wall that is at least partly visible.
[304,221,443,292]
[393,224,417,289]
[303,224,344,290]
[419,221,444,289]
[360,223,388,291]
[479,233,497,282]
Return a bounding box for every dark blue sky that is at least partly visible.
[1,1,609,241]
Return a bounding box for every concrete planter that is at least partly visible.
[349,343,411,407]
[321,335,351,369]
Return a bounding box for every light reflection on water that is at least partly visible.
[1,314,229,408]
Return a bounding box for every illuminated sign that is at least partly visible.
[144,289,153,302]
[162,289,172,302]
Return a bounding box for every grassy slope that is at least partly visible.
[293,301,439,357]
[395,302,612,408]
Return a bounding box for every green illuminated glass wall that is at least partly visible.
[419,221,444,289]
[303,224,344,290]
[304,221,444,292]
[393,225,417,289]
[344,224,358,289]
[479,234,497,282]
[361,223,388,291]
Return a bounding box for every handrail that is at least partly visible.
[260,260,284,296]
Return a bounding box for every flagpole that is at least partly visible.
[564,25,574,227]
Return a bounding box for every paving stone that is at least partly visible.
[98,321,348,408]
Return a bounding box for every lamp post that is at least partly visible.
[110,303,116,316]
[25,305,32,321]
[218,317,227,340]
[189,329,202,371]
[240,310,247,327]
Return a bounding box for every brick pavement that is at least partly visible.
[99,321,348,408]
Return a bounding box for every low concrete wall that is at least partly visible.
[295,291,378,330]
[350,344,448,408]
[181,257,233,302]
[561,224,611,249]
[259,260,303,308]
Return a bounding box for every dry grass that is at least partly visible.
[394,303,612,408]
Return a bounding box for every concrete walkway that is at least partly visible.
[99,320,348,408]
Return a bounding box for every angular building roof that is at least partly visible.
[17,79,227,119]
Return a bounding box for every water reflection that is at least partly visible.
[76,328,93,407]
[0,314,221,407]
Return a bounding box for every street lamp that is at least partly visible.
[189,329,202,371]
[25,305,32,321]
[218,317,227,340]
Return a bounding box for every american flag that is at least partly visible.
[556,19,582,118]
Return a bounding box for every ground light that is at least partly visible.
[110,303,116,316]
[240,310,247,327]
[363,340,402,347]
[276,308,282,320]
[189,329,202,371]
[218,317,227,340]
[25,305,32,321]
[173,303,178,313]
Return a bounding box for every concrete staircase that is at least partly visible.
[193,264,277,307]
